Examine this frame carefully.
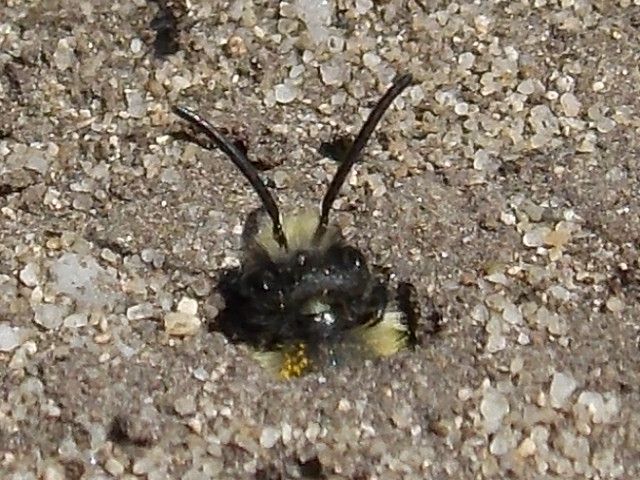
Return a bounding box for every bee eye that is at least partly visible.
[243,267,277,295]
[340,246,366,270]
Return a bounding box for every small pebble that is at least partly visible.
[486,333,506,353]
[125,89,147,118]
[164,312,201,336]
[517,437,537,457]
[227,35,247,57]
[127,303,155,321]
[19,262,40,287]
[517,79,535,95]
[596,116,616,133]
[560,92,581,117]
[63,313,88,328]
[104,458,125,476]
[550,371,577,408]
[502,303,523,325]
[338,398,351,411]
[274,83,297,103]
[187,417,203,434]
[454,102,469,116]
[480,389,509,433]
[458,52,475,69]
[177,297,198,316]
[490,429,515,455]
[24,148,50,175]
[43,464,66,480]
[320,61,348,86]
[362,52,381,70]
[174,395,197,416]
[544,228,571,248]
[523,227,551,248]
[547,313,568,336]
[305,422,321,441]
[458,388,473,401]
[130,38,143,54]
[260,427,280,448]
[355,0,373,14]
[33,304,67,330]
[474,148,501,171]
[53,38,76,70]
[0,323,22,352]
[605,296,624,313]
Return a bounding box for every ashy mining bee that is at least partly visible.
[173,73,418,379]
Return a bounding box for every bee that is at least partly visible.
[173,73,418,379]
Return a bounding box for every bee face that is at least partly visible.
[221,222,383,345]
[173,73,417,379]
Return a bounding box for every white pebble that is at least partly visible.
[523,227,551,248]
[260,426,280,448]
[486,333,506,353]
[501,211,516,225]
[125,89,147,118]
[63,313,88,328]
[296,0,332,43]
[177,296,198,316]
[502,303,523,324]
[53,38,76,70]
[105,458,125,476]
[517,437,537,457]
[454,102,469,116]
[24,148,50,175]
[550,371,577,408]
[338,398,351,411]
[457,388,473,401]
[355,0,373,15]
[473,149,500,171]
[577,391,605,423]
[281,423,293,445]
[127,303,155,320]
[305,422,321,441]
[0,323,22,352]
[517,79,535,95]
[596,116,616,133]
[490,429,515,455]
[458,52,475,70]
[560,92,581,117]
[19,263,40,287]
[130,38,143,54]
[171,75,192,92]
[164,312,201,336]
[578,391,619,424]
[480,389,509,433]
[320,61,348,86]
[362,52,381,70]
[174,395,196,416]
[274,83,297,103]
[33,304,66,330]
[605,296,624,313]
[474,14,491,34]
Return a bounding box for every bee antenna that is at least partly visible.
[172,106,288,250]
[314,73,413,242]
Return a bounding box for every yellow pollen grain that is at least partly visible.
[279,343,310,379]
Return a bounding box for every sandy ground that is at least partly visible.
[1,1,639,479]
